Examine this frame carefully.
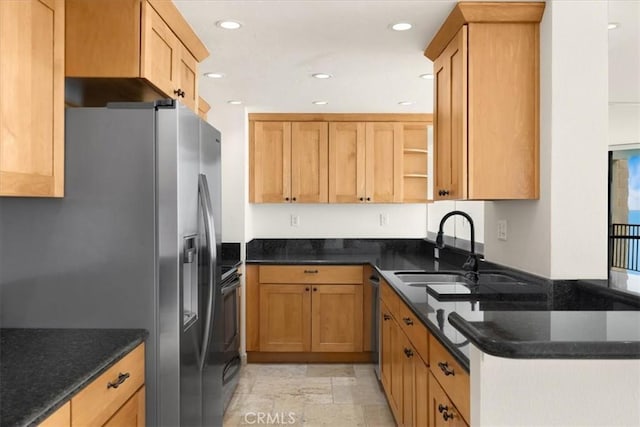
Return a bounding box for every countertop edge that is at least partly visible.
[25,332,147,426]
[448,312,640,360]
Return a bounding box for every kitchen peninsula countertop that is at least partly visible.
[0,328,148,427]
[246,238,640,370]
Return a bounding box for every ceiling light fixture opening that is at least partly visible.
[608,22,620,30]
[312,73,333,79]
[391,22,412,31]
[398,101,415,106]
[216,20,242,30]
[227,100,242,105]
[419,73,434,80]
[204,72,225,79]
[312,101,328,105]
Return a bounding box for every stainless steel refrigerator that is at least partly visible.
[0,101,223,426]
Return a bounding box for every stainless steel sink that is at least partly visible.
[394,272,473,287]
[476,272,522,284]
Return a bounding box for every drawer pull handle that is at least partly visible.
[438,404,449,413]
[303,269,318,274]
[403,348,413,358]
[438,361,455,376]
[402,317,413,326]
[442,411,455,421]
[107,372,130,389]
[383,314,391,321]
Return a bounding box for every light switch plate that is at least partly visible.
[290,214,300,227]
[497,220,508,241]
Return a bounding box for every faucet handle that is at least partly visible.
[462,254,479,273]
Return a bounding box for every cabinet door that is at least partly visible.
[141,2,180,99]
[380,301,394,392]
[178,45,198,111]
[104,386,146,427]
[433,26,467,200]
[401,336,414,427]
[0,0,64,197]
[291,122,328,203]
[365,123,402,202]
[428,372,468,427]
[311,284,363,352]
[259,284,311,352]
[251,122,292,202]
[414,356,429,427]
[389,319,404,424]
[328,122,366,203]
[39,401,70,427]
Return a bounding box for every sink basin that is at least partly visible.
[394,272,474,287]
[476,272,522,284]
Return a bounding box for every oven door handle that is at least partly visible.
[221,279,241,296]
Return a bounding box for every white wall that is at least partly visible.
[249,203,427,238]
[209,106,248,245]
[471,346,640,426]
[485,1,609,279]
[610,104,640,147]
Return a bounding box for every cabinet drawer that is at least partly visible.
[380,279,400,318]
[397,302,429,363]
[428,371,469,427]
[259,265,363,284]
[71,343,145,426]
[429,336,470,424]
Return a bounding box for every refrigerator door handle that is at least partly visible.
[198,173,218,370]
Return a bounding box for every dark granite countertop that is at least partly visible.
[246,238,640,371]
[0,328,148,427]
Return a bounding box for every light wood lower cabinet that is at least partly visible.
[428,372,468,427]
[248,265,368,360]
[38,343,145,427]
[380,278,470,427]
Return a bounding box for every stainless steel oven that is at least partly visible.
[216,268,241,412]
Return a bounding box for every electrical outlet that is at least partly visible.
[380,213,389,226]
[290,214,300,227]
[497,220,508,241]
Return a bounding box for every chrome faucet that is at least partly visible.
[435,210,479,277]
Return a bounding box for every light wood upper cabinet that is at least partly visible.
[291,122,329,203]
[250,114,430,203]
[426,2,544,200]
[198,97,211,121]
[329,122,366,203]
[66,0,209,112]
[365,123,403,203]
[0,0,64,197]
[250,121,328,203]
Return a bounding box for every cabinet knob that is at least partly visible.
[366,197,371,201]
[305,287,310,291]
[403,348,413,358]
[359,197,364,202]
[313,287,318,292]
[438,404,449,413]
[442,190,450,196]
[383,314,391,321]
[292,197,297,202]
[285,197,290,201]
[438,361,455,376]
[442,411,455,421]
[173,89,185,98]
[402,317,414,326]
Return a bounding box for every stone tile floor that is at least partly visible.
[223,363,395,426]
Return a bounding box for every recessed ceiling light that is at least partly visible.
[312,101,328,105]
[227,100,242,105]
[312,73,333,79]
[391,22,412,31]
[398,101,415,106]
[216,20,241,30]
[204,72,225,79]
[419,73,434,80]
[608,22,620,30]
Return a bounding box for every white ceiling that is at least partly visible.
[175,0,457,113]
[175,0,640,114]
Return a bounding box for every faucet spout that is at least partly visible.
[435,210,478,274]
